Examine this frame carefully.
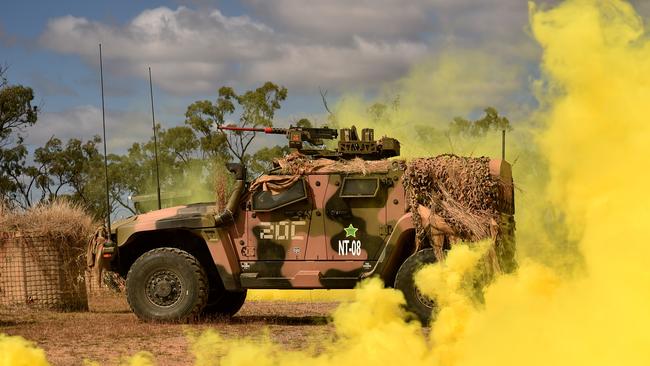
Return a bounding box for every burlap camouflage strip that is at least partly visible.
[403,154,505,272]
[86,226,110,287]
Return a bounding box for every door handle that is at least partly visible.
[328,209,351,218]
[284,210,307,219]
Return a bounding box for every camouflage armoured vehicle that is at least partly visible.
[98,126,515,323]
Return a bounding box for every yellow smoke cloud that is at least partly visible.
[0,334,48,366]
[188,278,431,366]
[4,1,650,365]
[205,1,650,365]
[421,1,650,365]
[333,51,523,159]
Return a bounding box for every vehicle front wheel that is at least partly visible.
[126,248,208,322]
[394,248,437,325]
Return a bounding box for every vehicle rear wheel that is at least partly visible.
[126,248,208,322]
[203,290,247,316]
[394,248,437,325]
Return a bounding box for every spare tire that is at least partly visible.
[394,249,437,325]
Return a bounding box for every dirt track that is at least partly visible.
[0,294,339,365]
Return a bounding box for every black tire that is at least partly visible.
[126,248,208,322]
[202,290,247,317]
[394,248,437,325]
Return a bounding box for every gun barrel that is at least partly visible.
[218,126,287,134]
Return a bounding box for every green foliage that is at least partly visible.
[295,118,313,128]
[102,82,289,214]
[0,88,37,142]
[0,142,28,205]
[0,77,313,217]
[25,136,107,218]
[0,66,38,206]
[449,107,511,137]
[185,82,287,162]
[184,100,230,161]
[248,145,291,178]
[367,96,400,125]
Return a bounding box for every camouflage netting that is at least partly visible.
[276,151,394,176]
[0,201,96,310]
[250,151,396,193]
[403,155,508,270]
[86,226,125,296]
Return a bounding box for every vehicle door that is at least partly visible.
[244,177,312,261]
[321,174,389,261]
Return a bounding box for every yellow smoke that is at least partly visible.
[420,1,650,365]
[119,352,155,366]
[333,51,522,159]
[414,242,490,365]
[187,278,431,366]
[0,335,48,366]
[199,1,650,365]
[4,1,650,365]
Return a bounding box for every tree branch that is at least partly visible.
[319,87,333,115]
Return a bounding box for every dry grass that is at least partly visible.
[1,201,98,310]
[0,201,11,231]
[1,293,339,366]
[0,200,96,246]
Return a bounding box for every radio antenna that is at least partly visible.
[99,44,111,234]
[148,67,162,210]
[501,129,506,161]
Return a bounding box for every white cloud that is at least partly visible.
[39,7,276,93]
[39,5,431,94]
[37,0,577,103]
[244,0,432,41]
[246,37,428,91]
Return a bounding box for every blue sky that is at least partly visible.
[2,0,649,153]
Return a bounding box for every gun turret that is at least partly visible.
[218,124,399,160]
[338,126,400,160]
[218,125,337,149]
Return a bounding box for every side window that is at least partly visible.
[252,179,307,212]
[340,177,379,198]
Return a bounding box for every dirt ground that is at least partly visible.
[0,293,340,365]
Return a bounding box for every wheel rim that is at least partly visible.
[145,270,183,307]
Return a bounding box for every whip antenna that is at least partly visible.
[99,44,111,234]
[501,129,506,161]
[148,67,162,210]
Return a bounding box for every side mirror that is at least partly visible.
[226,163,246,181]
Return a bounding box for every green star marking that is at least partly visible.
[344,224,358,238]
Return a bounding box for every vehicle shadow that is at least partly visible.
[201,314,330,326]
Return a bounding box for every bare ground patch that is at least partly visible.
[0,293,339,365]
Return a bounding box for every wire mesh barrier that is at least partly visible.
[0,231,88,311]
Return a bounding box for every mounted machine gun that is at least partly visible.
[218,125,400,160]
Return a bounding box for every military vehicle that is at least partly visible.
[98,125,515,323]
